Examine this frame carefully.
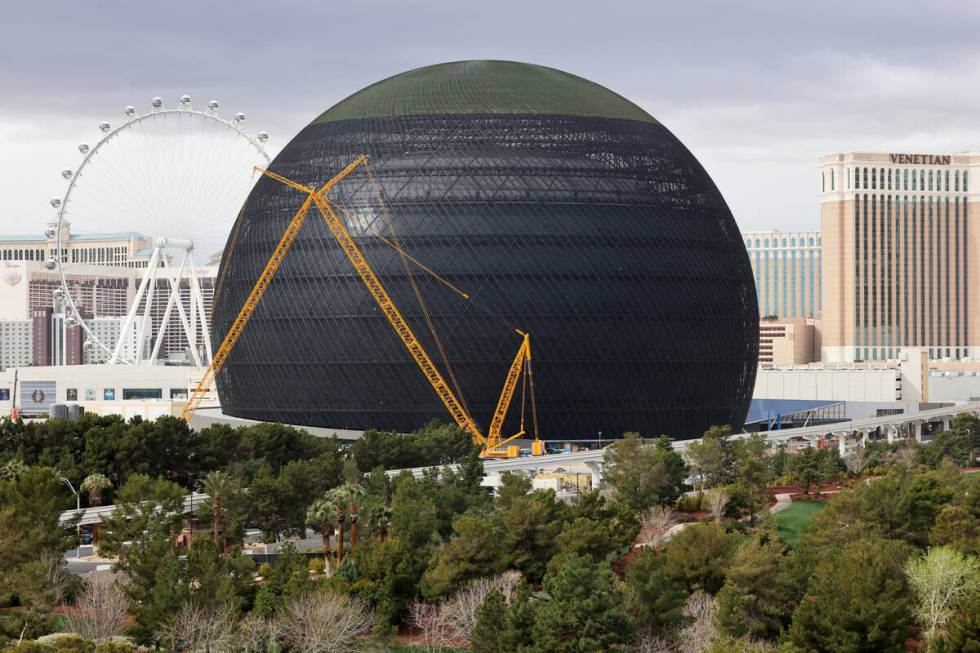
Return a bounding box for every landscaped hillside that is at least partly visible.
[0,415,978,651]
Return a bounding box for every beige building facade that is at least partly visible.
[0,222,153,268]
[819,152,977,362]
[758,317,816,366]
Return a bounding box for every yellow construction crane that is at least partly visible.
[181,156,542,458]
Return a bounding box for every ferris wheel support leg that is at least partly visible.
[135,253,160,365]
[187,252,212,366]
[149,253,185,365]
[188,271,197,353]
[187,254,198,353]
[111,247,161,364]
[149,294,173,365]
[167,252,203,369]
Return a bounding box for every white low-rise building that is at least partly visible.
[754,346,980,404]
[0,364,215,418]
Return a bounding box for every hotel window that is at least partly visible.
[763,251,770,315]
[830,169,835,190]
[912,170,917,191]
[764,239,769,247]
[863,167,868,189]
[929,170,934,191]
[782,252,788,317]
[920,169,925,190]
[872,168,877,189]
[887,168,892,190]
[904,169,909,190]
[964,202,969,348]
[847,168,851,188]
[755,239,761,248]
[946,197,951,351]
[955,170,960,191]
[965,171,969,191]
[808,249,815,314]
[808,237,814,246]
[791,238,796,247]
[945,169,949,191]
[790,251,797,317]
[782,238,787,247]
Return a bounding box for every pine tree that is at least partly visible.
[500,582,536,653]
[662,522,738,594]
[531,553,634,653]
[624,547,688,636]
[471,589,507,653]
[788,537,913,653]
[715,535,798,640]
[602,433,687,511]
[421,514,504,599]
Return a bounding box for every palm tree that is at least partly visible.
[365,502,392,542]
[0,459,27,481]
[350,499,361,550]
[200,471,234,552]
[306,498,336,565]
[324,484,366,564]
[80,473,112,506]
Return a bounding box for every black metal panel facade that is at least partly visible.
[213,109,758,439]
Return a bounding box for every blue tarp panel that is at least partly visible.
[744,399,838,425]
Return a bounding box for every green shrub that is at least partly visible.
[52,636,95,653]
[675,493,703,512]
[257,562,271,577]
[309,557,326,574]
[252,583,281,619]
[0,639,132,653]
[1,643,55,653]
[335,555,358,582]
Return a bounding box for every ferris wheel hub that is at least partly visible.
[154,236,194,251]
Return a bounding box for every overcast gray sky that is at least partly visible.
[4,0,980,236]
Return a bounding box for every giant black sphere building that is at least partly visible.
[212,60,758,439]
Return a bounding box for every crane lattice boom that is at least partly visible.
[312,193,484,441]
[179,158,366,421]
[181,156,540,457]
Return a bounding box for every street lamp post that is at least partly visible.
[61,477,81,558]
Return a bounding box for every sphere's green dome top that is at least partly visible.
[313,60,658,125]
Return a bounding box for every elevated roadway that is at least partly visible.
[389,401,980,484]
[58,401,980,526]
[59,492,209,528]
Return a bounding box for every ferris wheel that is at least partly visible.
[48,95,271,368]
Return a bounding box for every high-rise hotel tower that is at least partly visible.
[743,230,822,319]
[819,152,976,362]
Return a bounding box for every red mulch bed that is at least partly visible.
[788,492,834,501]
[673,510,711,521]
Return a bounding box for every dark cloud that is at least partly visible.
[3,0,980,233]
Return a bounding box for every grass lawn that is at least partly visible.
[775,500,828,545]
